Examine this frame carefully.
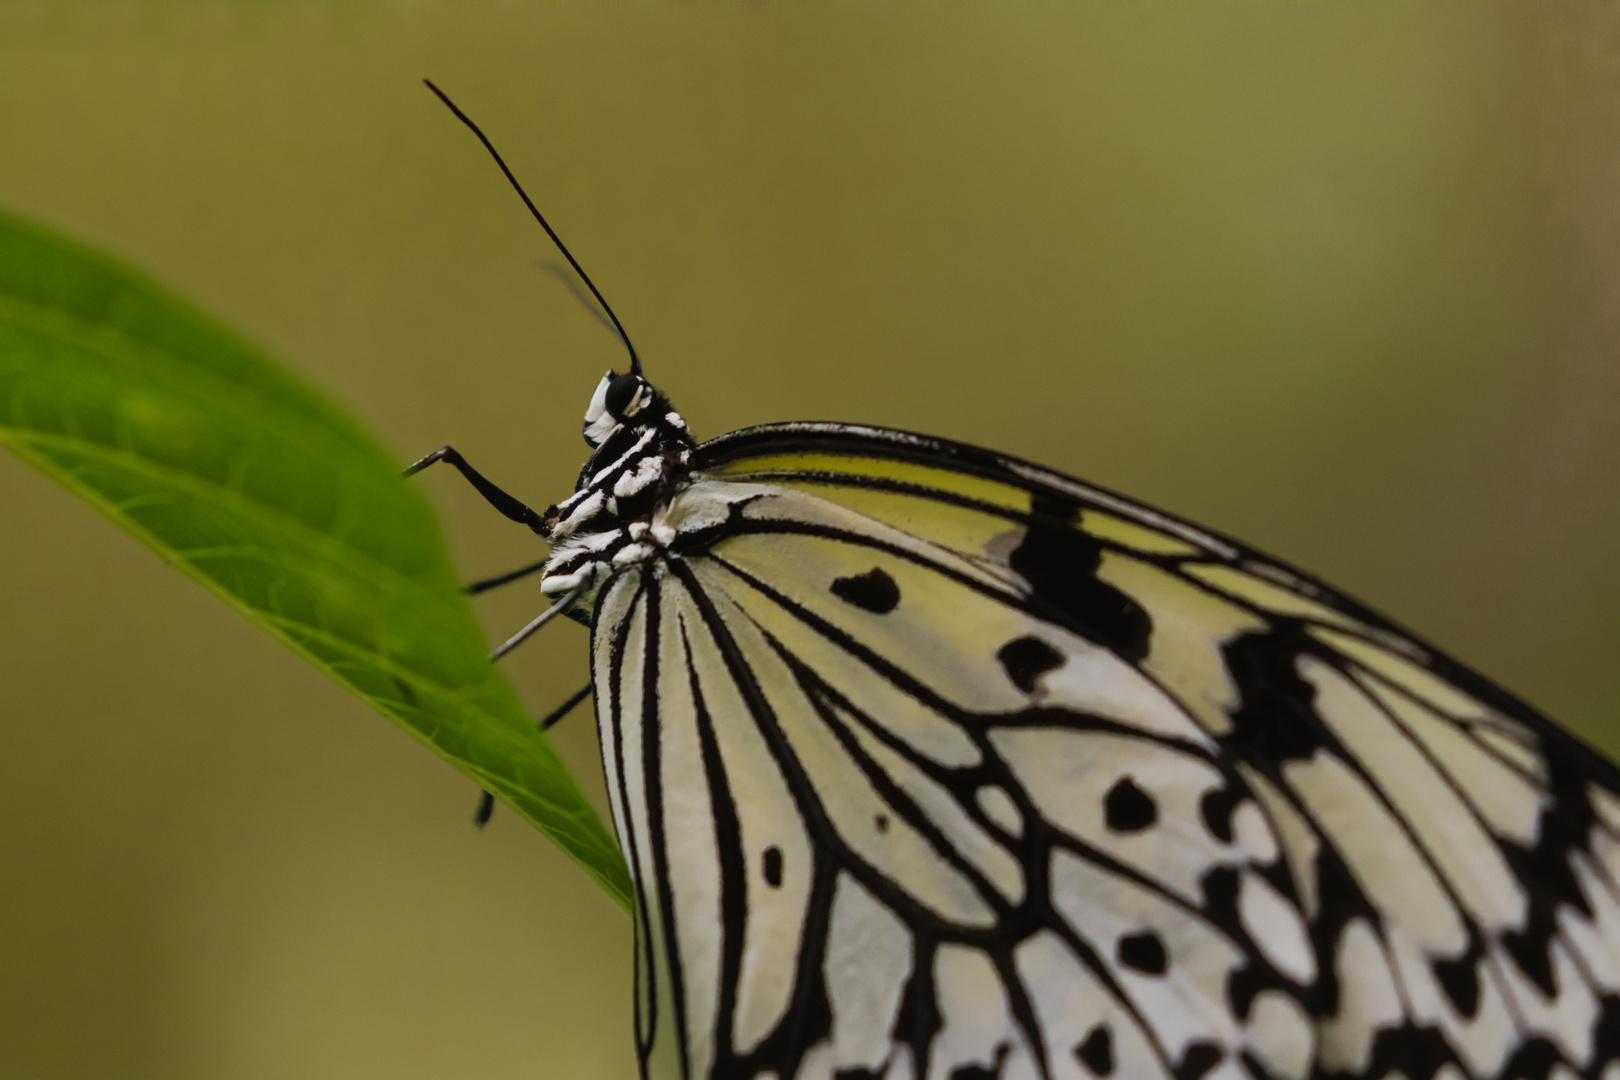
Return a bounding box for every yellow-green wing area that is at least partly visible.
[678,421,1620,1080]
[0,207,630,909]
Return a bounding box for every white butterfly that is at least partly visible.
[411,82,1620,1080]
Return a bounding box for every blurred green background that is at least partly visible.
[1,3,1615,1078]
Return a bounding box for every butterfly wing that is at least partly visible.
[591,420,1620,1080]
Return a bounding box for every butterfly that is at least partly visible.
[410,83,1620,1080]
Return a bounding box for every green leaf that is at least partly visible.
[0,206,631,910]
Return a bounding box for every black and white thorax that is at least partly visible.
[538,370,700,608]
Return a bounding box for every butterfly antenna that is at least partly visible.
[424,79,642,376]
[538,261,628,347]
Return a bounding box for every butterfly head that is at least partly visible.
[536,369,697,606]
[583,369,657,448]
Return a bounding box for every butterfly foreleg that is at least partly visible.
[403,445,549,536]
[473,682,595,827]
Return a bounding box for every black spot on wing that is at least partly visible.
[1173,1042,1221,1080]
[1433,941,1482,1019]
[1196,865,1240,938]
[1217,625,1331,765]
[1355,1027,1457,1080]
[1104,777,1158,833]
[1495,1038,1562,1080]
[1075,1025,1114,1076]
[1502,920,1559,1001]
[1199,787,1241,844]
[949,1042,1010,1080]
[997,636,1064,693]
[1010,496,1151,662]
[875,813,890,833]
[1118,931,1168,975]
[1589,996,1620,1073]
[762,846,783,889]
[831,568,901,614]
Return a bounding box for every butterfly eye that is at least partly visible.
[603,372,644,418]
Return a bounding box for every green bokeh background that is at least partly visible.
[1,4,1615,1078]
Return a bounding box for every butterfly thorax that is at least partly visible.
[538,370,697,609]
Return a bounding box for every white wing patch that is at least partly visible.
[821,874,913,1073]
[929,944,1039,1080]
[1317,918,1402,1074]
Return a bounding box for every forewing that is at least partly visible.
[623,422,1620,1080]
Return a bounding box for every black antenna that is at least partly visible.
[424,79,641,375]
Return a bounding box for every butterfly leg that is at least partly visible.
[403,446,548,536]
[473,682,594,827]
[466,558,550,596]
